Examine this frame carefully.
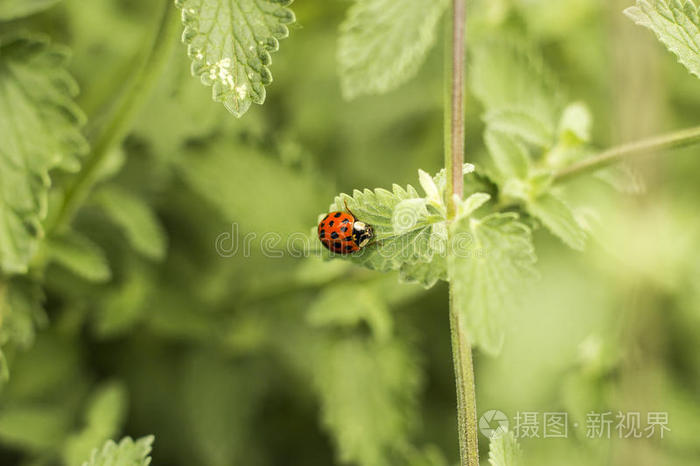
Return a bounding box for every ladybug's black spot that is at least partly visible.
[342,218,350,224]
[329,220,335,227]
[323,214,329,221]
[333,241,342,249]
[344,245,354,252]
[340,226,348,233]
[334,212,342,218]
[330,232,339,239]
[319,229,325,235]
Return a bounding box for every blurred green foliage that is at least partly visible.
[1,0,700,465]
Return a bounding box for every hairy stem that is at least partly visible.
[445,1,479,465]
[554,125,700,182]
[449,293,479,466]
[444,0,466,214]
[48,0,179,234]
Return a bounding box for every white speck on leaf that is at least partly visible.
[208,58,236,88]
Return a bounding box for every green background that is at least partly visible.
[1,0,699,465]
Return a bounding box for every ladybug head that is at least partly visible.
[352,221,374,248]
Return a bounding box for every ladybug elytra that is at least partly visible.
[317,203,374,254]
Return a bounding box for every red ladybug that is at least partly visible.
[318,202,374,254]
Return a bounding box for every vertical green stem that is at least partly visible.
[443,13,454,210]
[48,0,179,234]
[449,294,479,465]
[444,0,466,215]
[449,0,466,206]
[445,1,479,465]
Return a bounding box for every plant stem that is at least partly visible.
[48,0,179,234]
[554,124,700,182]
[450,0,466,204]
[445,1,479,465]
[445,0,467,214]
[449,294,479,466]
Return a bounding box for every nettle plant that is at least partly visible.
[1,0,700,465]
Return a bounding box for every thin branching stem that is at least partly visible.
[48,0,179,234]
[554,124,700,182]
[445,1,480,465]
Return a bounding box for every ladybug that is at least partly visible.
[318,202,374,254]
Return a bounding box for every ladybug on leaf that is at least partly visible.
[317,201,374,254]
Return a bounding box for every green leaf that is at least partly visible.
[625,0,700,80]
[0,0,60,20]
[177,140,326,238]
[180,352,262,465]
[63,382,128,466]
[488,428,522,466]
[338,0,448,99]
[0,278,46,370]
[471,40,561,146]
[81,436,154,466]
[526,193,587,250]
[312,337,421,466]
[484,129,531,180]
[175,0,296,117]
[307,284,393,342]
[0,36,87,273]
[483,109,555,148]
[398,252,447,288]
[403,445,448,466]
[0,405,71,450]
[449,213,537,354]
[325,164,478,288]
[418,168,443,208]
[96,186,167,261]
[456,192,492,221]
[95,262,151,338]
[558,102,592,145]
[2,332,81,400]
[392,198,431,234]
[46,232,111,282]
[0,349,7,382]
